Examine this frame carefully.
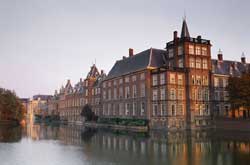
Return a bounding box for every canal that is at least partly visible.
[0,124,250,165]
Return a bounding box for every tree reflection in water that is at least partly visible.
[0,125,22,142]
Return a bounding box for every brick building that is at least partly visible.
[50,19,249,130]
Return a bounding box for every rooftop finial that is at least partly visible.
[183,10,187,21]
[218,48,222,54]
[242,52,245,58]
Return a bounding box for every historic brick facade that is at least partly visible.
[50,19,250,130]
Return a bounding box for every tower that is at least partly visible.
[166,18,212,129]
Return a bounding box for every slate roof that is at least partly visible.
[212,59,250,76]
[33,95,52,100]
[181,19,190,38]
[106,48,166,79]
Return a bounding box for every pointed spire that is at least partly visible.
[181,18,190,38]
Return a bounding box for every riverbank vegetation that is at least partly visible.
[228,73,250,118]
[97,118,148,127]
[0,87,26,123]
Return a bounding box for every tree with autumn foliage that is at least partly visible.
[227,73,250,118]
[0,87,26,122]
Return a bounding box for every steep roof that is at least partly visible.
[212,59,250,76]
[33,95,52,100]
[181,19,190,38]
[106,48,166,79]
[86,64,100,79]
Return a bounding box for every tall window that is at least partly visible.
[189,57,195,68]
[160,87,166,100]
[132,85,137,98]
[204,89,209,101]
[119,78,123,84]
[153,89,158,101]
[119,103,123,116]
[178,58,183,68]
[161,103,167,116]
[171,104,176,116]
[189,45,194,54]
[119,87,123,98]
[114,88,117,100]
[195,46,201,55]
[214,77,219,87]
[132,102,136,116]
[178,74,183,85]
[202,47,207,55]
[160,73,165,85]
[170,88,176,100]
[223,79,228,87]
[170,73,175,84]
[202,76,208,86]
[102,90,106,100]
[198,89,202,100]
[196,75,201,85]
[153,104,158,116]
[202,59,208,69]
[125,76,129,83]
[178,45,183,55]
[141,102,145,116]
[140,83,145,97]
[132,75,137,82]
[205,104,210,115]
[215,91,220,100]
[224,91,229,101]
[178,89,183,100]
[152,75,158,86]
[140,73,145,80]
[125,103,129,116]
[196,58,201,68]
[192,75,195,85]
[168,48,174,58]
[113,80,117,86]
[125,86,130,98]
[108,89,111,100]
[177,104,184,115]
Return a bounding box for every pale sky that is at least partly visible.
[0,0,249,98]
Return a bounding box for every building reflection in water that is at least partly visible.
[23,124,250,165]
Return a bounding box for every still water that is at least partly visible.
[0,124,250,165]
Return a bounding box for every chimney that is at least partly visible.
[129,48,134,57]
[197,35,202,41]
[101,70,104,74]
[67,79,70,83]
[218,49,223,62]
[173,31,178,41]
[80,78,82,82]
[241,52,246,64]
